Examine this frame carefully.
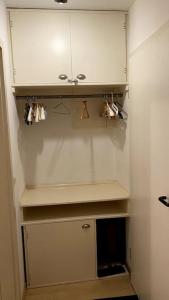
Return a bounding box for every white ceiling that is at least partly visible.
[5,0,135,11]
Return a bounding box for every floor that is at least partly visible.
[25,275,135,300]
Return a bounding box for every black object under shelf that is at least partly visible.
[95,295,139,300]
[96,218,127,278]
[97,264,126,277]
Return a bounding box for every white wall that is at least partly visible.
[0,0,25,297]
[129,0,169,54]
[18,98,129,189]
[129,1,169,299]
[0,46,16,300]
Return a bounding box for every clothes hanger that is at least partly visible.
[24,96,47,124]
[102,95,115,119]
[110,93,118,116]
[81,100,90,120]
[53,100,71,115]
[115,101,128,120]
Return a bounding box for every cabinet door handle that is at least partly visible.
[58,74,68,80]
[77,74,86,80]
[82,224,91,229]
[68,79,78,85]
[72,79,78,85]
[159,196,169,207]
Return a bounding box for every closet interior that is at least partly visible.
[12,8,129,289]
[2,0,169,299]
[4,4,133,298]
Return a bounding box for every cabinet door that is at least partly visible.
[71,12,127,84]
[10,10,72,85]
[24,220,96,287]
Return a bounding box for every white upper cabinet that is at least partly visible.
[10,10,72,85]
[9,10,127,86]
[71,12,127,84]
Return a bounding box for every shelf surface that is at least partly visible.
[20,181,129,208]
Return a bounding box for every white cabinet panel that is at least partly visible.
[9,10,127,86]
[24,220,96,287]
[10,10,72,85]
[71,12,127,84]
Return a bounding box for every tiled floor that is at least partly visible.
[25,275,135,300]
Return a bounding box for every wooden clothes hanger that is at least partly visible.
[81,100,90,120]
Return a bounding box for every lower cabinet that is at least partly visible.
[24,219,96,287]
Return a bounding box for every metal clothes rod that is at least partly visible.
[16,93,124,100]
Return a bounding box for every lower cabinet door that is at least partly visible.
[24,220,96,287]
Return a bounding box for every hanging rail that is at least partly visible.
[15,93,125,100]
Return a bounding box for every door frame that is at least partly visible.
[0,41,21,300]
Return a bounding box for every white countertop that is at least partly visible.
[20,181,129,207]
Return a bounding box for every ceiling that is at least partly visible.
[5,0,135,11]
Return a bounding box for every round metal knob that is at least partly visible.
[82,224,90,229]
[77,74,86,80]
[58,74,68,80]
